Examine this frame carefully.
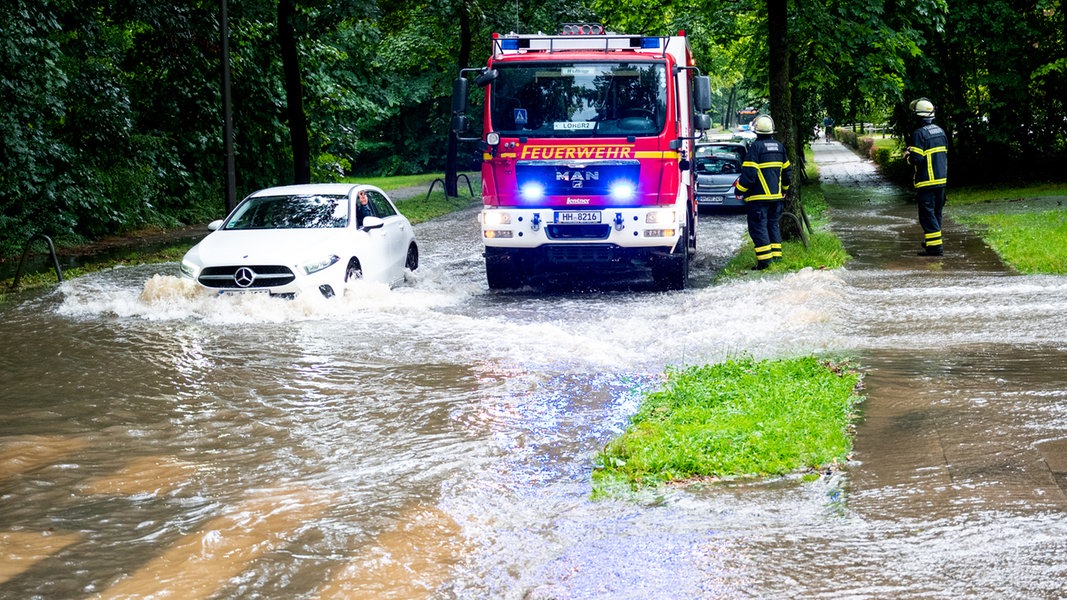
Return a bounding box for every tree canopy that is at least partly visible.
[2,0,1064,256]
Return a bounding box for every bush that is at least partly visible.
[858,137,874,157]
[871,146,893,166]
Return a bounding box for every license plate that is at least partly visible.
[219,289,269,295]
[699,195,725,205]
[554,211,601,224]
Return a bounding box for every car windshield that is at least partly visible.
[696,145,745,162]
[488,61,667,138]
[224,194,349,229]
[695,155,740,175]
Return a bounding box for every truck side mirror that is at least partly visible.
[694,76,712,112]
[694,113,712,131]
[451,77,469,114]
[474,69,498,87]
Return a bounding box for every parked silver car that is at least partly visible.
[694,143,746,210]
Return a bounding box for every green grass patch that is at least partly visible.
[715,185,850,281]
[394,190,481,224]
[593,356,863,495]
[341,173,445,190]
[954,209,1067,274]
[949,183,1067,205]
[716,230,849,281]
[872,137,898,152]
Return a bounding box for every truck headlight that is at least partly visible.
[645,209,676,224]
[482,211,512,226]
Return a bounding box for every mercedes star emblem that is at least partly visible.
[234,267,255,288]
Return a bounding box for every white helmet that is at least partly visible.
[911,98,935,118]
[753,114,775,134]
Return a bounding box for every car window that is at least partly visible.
[226,194,349,229]
[696,156,740,175]
[366,191,397,218]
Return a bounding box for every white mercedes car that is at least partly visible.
[179,183,418,298]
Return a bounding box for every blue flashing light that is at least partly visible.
[640,37,660,49]
[500,39,520,50]
[610,181,637,202]
[520,182,545,201]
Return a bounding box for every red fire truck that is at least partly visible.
[453,24,711,290]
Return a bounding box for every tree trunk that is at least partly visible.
[767,0,801,240]
[445,3,472,197]
[278,0,310,184]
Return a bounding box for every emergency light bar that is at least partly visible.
[493,32,667,55]
[561,23,604,35]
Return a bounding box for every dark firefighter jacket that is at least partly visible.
[907,122,948,188]
[735,137,792,202]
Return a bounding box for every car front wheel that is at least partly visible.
[345,259,363,282]
[405,243,419,271]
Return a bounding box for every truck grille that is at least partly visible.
[545,224,611,240]
[197,265,296,289]
[545,245,619,263]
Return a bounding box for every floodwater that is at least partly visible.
[2,142,1067,598]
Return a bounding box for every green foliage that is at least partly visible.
[5,0,1067,258]
[593,356,863,491]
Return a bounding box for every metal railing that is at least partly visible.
[10,233,63,289]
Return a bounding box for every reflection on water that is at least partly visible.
[3,177,1067,598]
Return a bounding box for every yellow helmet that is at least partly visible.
[753,114,775,134]
[911,98,935,118]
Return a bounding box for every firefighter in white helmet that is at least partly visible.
[734,114,792,270]
[903,98,948,256]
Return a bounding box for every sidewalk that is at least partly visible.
[810,140,1067,518]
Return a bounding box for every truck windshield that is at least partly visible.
[488,61,667,138]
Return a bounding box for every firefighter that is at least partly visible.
[734,114,792,270]
[903,98,948,256]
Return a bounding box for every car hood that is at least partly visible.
[188,228,349,266]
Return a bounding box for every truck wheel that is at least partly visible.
[485,258,522,290]
[652,231,689,291]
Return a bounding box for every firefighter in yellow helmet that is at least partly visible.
[734,114,792,270]
[903,98,948,256]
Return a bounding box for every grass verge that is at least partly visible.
[393,189,481,223]
[954,209,1067,274]
[715,165,851,281]
[592,355,864,497]
[949,182,1067,275]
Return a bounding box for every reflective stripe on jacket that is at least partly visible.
[908,123,948,188]
[735,138,792,202]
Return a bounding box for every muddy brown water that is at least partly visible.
[2,143,1067,598]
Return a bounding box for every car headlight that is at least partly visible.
[302,255,339,275]
[179,259,200,280]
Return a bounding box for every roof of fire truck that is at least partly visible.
[490,23,692,63]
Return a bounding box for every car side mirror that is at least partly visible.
[208,219,224,231]
[361,216,385,230]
